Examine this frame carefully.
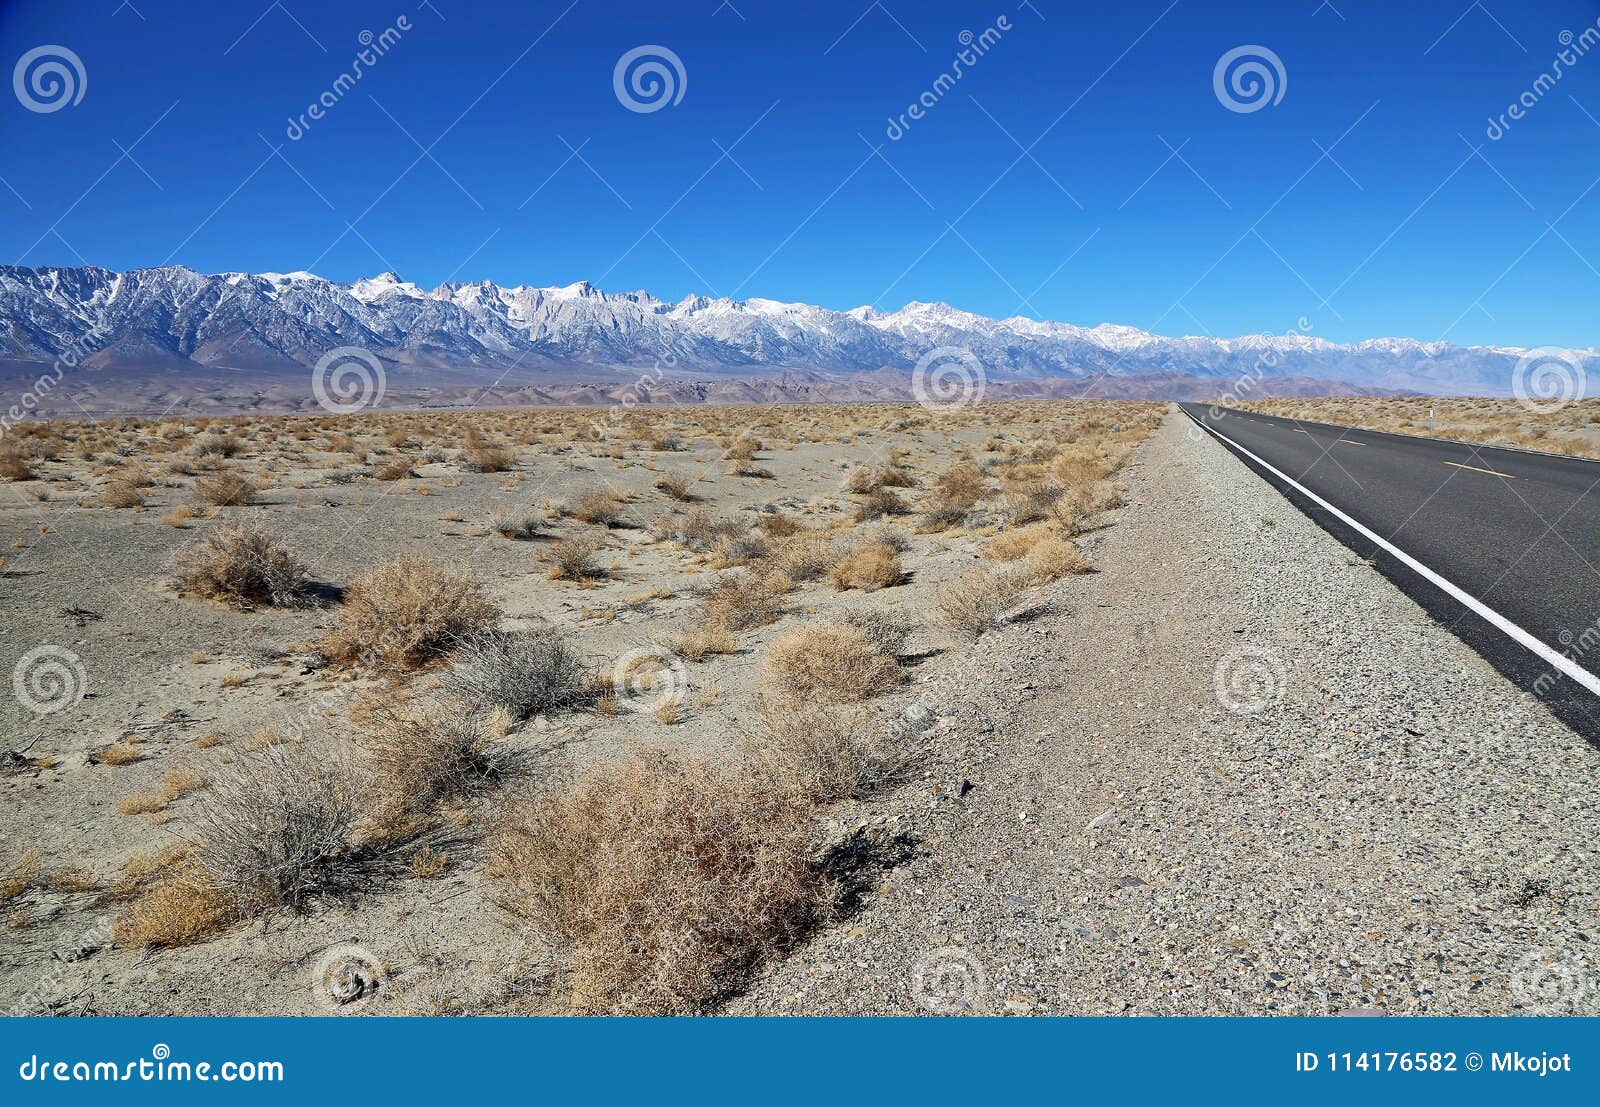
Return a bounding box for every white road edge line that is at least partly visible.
[1190,411,1600,697]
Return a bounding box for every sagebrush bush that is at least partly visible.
[1024,535,1090,581]
[322,556,499,671]
[840,608,915,657]
[545,536,603,581]
[490,506,542,540]
[352,694,508,825]
[699,571,783,630]
[762,621,902,703]
[172,523,308,608]
[743,698,900,804]
[490,750,825,1014]
[440,629,595,720]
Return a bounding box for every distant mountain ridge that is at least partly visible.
[0,265,1581,409]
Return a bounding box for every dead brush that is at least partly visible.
[931,567,1030,641]
[544,536,605,582]
[998,480,1064,525]
[708,531,769,568]
[489,749,825,1014]
[462,443,517,473]
[828,541,903,592]
[321,556,499,672]
[100,481,148,509]
[0,453,37,481]
[193,471,259,507]
[489,505,542,541]
[918,463,988,530]
[439,629,596,720]
[171,523,309,608]
[840,608,915,657]
[570,490,625,527]
[698,571,783,630]
[742,698,903,804]
[762,620,903,704]
[351,694,510,828]
[854,489,908,522]
[652,473,693,501]
[1024,535,1091,581]
[661,622,738,660]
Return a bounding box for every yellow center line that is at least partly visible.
[1443,460,1514,478]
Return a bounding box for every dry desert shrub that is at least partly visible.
[652,473,692,501]
[489,505,542,540]
[999,480,1063,525]
[171,523,308,608]
[193,471,259,507]
[770,532,833,581]
[708,531,769,568]
[663,622,738,660]
[698,571,783,630]
[100,481,147,509]
[462,443,517,473]
[322,556,499,671]
[853,488,908,522]
[351,694,507,826]
[1024,535,1091,581]
[840,608,915,657]
[743,699,901,804]
[931,567,1030,641]
[110,856,229,948]
[0,453,37,481]
[840,464,881,494]
[982,522,1056,561]
[758,510,804,538]
[373,458,415,481]
[439,629,595,720]
[828,541,903,591]
[489,750,825,1014]
[570,490,624,527]
[544,536,604,581]
[187,742,367,918]
[762,620,902,703]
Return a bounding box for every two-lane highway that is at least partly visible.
[1183,403,1600,743]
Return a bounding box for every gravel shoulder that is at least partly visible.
[732,407,1600,1016]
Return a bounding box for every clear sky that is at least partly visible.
[1,0,1598,347]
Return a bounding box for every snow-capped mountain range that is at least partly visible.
[0,264,1582,400]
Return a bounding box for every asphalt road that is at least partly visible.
[1182,403,1600,743]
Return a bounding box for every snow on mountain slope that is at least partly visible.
[0,264,1585,395]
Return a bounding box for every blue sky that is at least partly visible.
[1,0,1598,346]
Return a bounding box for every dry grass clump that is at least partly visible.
[171,523,308,608]
[651,509,741,552]
[192,432,243,458]
[762,620,903,703]
[663,622,738,660]
[439,629,595,720]
[854,488,908,522]
[193,471,259,507]
[770,532,833,582]
[461,443,517,473]
[931,567,1029,641]
[0,453,37,481]
[1024,535,1091,581]
[321,556,499,671]
[2,851,43,910]
[101,481,148,509]
[759,511,804,538]
[352,695,507,827]
[97,739,144,766]
[828,541,903,591]
[840,465,881,494]
[919,463,988,530]
[652,473,692,501]
[708,532,769,568]
[489,506,542,540]
[840,608,915,657]
[373,458,415,481]
[571,491,624,527]
[699,571,783,630]
[743,699,902,804]
[982,522,1056,561]
[110,855,229,948]
[544,536,604,581]
[999,480,1063,525]
[490,750,825,1014]
[117,764,206,816]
